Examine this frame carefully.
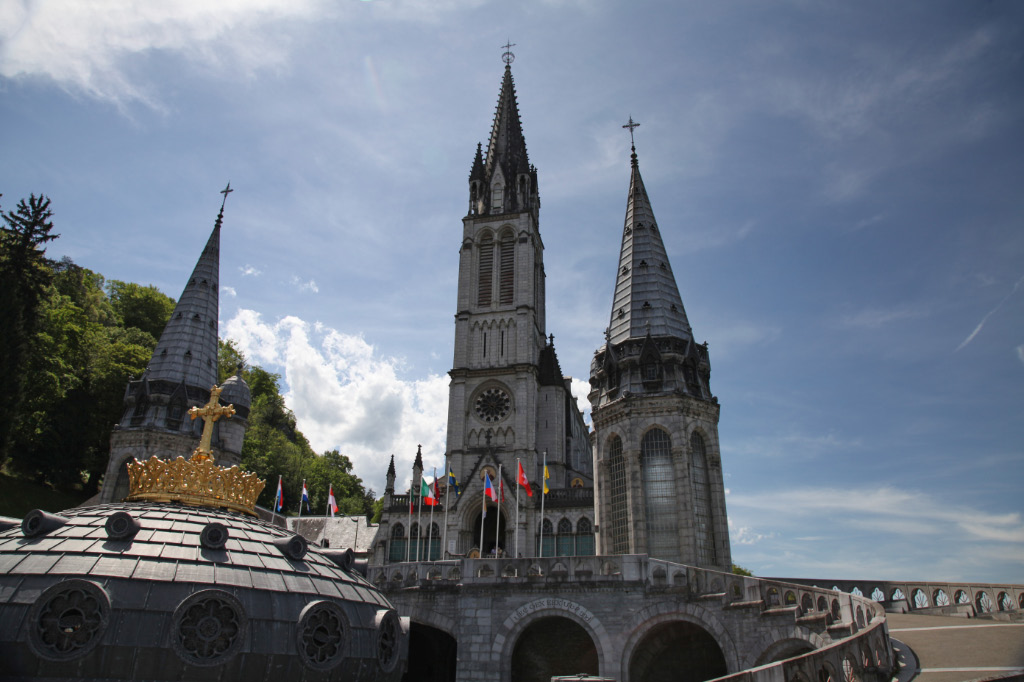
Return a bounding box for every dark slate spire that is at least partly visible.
[413,445,424,472]
[485,64,530,182]
[469,142,485,183]
[607,140,692,346]
[385,454,396,495]
[144,200,224,388]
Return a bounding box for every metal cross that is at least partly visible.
[623,117,640,147]
[501,41,516,65]
[219,182,233,212]
[189,385,235,463]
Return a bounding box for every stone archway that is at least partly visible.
[510,615,598,682]
[403,622,457,682]
[472,508,508,557]
[628,620,727,682]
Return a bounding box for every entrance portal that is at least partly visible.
[403,622,457,682]
[472,507,507,557]
[510,616,598,682]
[628,621,727,682]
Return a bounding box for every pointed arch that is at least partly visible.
[499,230,515,306]
[607,434,629,554]
[477,232,494,307]
[691,431,717,565]
[642,427,676,561]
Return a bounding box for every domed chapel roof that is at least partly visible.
[0,501,408,680]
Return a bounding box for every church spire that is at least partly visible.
[606,124,692,345]
[144,190,226,388]
[469,49,537,216]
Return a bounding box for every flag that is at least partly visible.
[543,465,550,495]
[499,477,505,502]
[484,471,498,501]
[433,477,442,503]
[447,469,461,496]
[274,475,284,512]
[517,461,533,497]
[421,478,438,506]
[327,484,338,517]
[301,481,311,513]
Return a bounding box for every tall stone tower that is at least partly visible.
[99,195,249,503]
[589,132,731,570]
[372,57,592,564]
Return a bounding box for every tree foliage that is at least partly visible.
[0,194,59,465]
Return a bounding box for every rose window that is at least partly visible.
[172,590,247,666]
[474,387,511,423]
[29,580,110,661]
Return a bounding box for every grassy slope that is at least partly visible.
[0,472,91,518]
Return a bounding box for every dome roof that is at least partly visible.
[0,502,407,680]
[218,373,251,409]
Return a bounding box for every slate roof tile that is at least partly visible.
[215,564,253,588]
[52,538,98,553]
[249,569,287,593]
[281,573,316,594]
[0,553,25,573]
[131,559,178,582]
[91,556,139,578]
[12,552,61,574]
[160,544,197,561]
[50,554,100,575]
[174,561,215,584]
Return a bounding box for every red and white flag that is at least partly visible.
[517,461,533,497]
[327,484,338,517]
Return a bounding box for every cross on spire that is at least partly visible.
[219,182,233,212]
[188,385,236,463]
[501,41,516,65]
[623,116,640,149]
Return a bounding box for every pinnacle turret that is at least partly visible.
[606,145,692,345]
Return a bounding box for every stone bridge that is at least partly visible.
[765,576,1024,617]
[368,555,895,682]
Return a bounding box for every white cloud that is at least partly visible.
[1017,345,1024,366]
[222,309,449,494]
[726,431,860,461]
[239,264,262,277]
[290,276,319,294]
[569,377,592,424]
[0,0,323,108]
[221,285,236,297]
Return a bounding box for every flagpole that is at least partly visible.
[479,475,486,558]
[442,455,450,560]
[298,479,304,518]
[416,480,424,562]
[515,457,521,559]
[494,464,502,558]
[539,452,546,558]
[406,478,412,563]
[427,467,437,561]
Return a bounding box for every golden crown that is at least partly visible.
[125,455,266,516]
[123,384,266,515]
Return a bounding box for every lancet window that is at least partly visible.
[691,431,717,565]
[642,428,676,560]
[607,435,629,554]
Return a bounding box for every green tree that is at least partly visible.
[0,194,58,465]
[106,280,175,341]
[732,564,754,577]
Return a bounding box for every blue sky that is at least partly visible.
[2,1,1022,584]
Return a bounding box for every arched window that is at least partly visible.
[576,517,595,556]
[388,523,406,562]
[499,232,515,306]
[642,428,676,561]
[607,435,629,554]
[556,518,573,557]
[539,518,554,557]
[691,432,717,565]
[477,234,494,307]
[491,183,503,213]
[425,522,441,561]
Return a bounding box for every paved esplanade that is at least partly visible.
[887,613,1024,682]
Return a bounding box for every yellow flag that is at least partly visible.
[543,465,550,495]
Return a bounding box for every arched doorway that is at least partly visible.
[628,621,727,682]
[510,616,598,682]
[403,622,457,682]
[472,507,507,557]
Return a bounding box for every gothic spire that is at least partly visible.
[144,194,224,388]
[607,134,692,345]
[484,63,531,184]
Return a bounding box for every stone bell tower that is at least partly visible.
[589,124,731,570]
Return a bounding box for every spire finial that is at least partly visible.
[501,41,516,66]
[220,182,233,212]
[623,117,640,166]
